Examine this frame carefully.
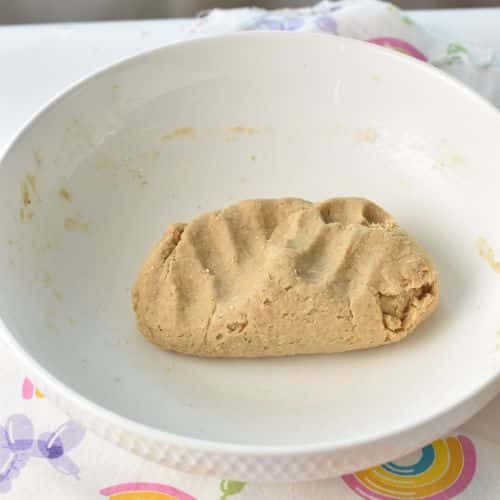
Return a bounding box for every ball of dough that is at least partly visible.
[132,197,439,357]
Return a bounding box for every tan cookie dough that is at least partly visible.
[132,197,439,357]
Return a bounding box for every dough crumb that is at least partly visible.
[59,188,72,202]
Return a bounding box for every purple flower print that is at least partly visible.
[0,415,33,492]
[254,16,305,32]
[255,17,282,30]
[283,17,305,31]
[0,414,85,493]
[0,448,27,493]
[315,15,337,34]
[4,415,34,452]
[35,421,86,478]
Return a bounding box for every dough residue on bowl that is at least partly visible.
[476,237,500,273]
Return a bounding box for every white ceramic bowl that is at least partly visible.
[1,32,500,482]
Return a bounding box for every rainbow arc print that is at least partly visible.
[343,436,476,499]
[100,482,195,500]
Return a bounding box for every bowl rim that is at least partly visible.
[1,30,500,456]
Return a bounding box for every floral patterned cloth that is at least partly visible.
[190,0,500,108]
[2,344,500,499]
[3,1,500,498]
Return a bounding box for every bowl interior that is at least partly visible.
[1,33,500,448]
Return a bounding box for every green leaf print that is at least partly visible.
[402,15,414,25]
[386,3,400,12]
[220,480,246,499]
[386,3,413,25]
[447,43,467,55]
